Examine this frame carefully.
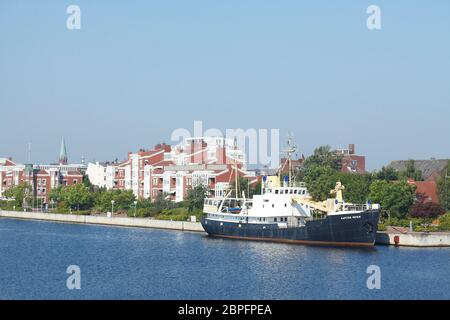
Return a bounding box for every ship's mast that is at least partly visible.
[233,137,239,198]
[286,135,296,187]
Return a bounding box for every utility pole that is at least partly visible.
[446,167,450,211]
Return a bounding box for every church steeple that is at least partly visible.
[59,137,68,165]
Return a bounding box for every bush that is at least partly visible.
[409,201,445,219]
[437,213,450,231]
[126,207,157,218]
[155,207,203,221]
[369,180,415,219]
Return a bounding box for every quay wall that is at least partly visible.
[376,231,450,247]
[0,210,205,233]
[2,210,449,246]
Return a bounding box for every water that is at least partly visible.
[0,218,449,300]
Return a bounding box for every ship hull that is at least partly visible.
[201,210,380,247]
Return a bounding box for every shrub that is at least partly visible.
[409,195,445,219]
[437,213,450,231]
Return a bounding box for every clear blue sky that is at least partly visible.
[1,0,449,170]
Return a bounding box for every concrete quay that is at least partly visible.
[376,231,450,247]
[0,210,205,233]
[2,210,449,247]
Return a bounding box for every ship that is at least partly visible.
[201,138,380,247]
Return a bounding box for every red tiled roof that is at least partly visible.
[408,179,439,203]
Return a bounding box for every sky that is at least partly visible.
[0,0,449,170]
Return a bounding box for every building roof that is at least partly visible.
[407,179,439,203]
[0,158,17,166]
[59,137,68,164]
[388,159,449,180]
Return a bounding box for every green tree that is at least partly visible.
[303,145,343,171]
[437,160,450,211]
[303,164,338,201]
[369,180,416,219]
[375,166,399,181]
[60,184,94,211]
[152,192,173,212]
[4,183,32,208]
[82,173,93,190]
[399,159,423,181]
[186,184,208,212]
[94,189,136,212]
[229,176,261,198]
[337,172,372,204]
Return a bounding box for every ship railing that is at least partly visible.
[344,204,369,212]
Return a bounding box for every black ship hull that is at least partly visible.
[201,210,380,247]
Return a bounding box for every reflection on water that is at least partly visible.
[0,218,449,300]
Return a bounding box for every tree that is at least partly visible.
[375,166,399,181]
[369,180,416,219]
[303,145,343,171]
[437,160,450,211]
[229,176,260,198]
[60,184,94,210]
[399,159,423,181]
[409,193,445,219]
[152,192,173,212]
[302,165,372,204]
[94,189,136,212]
[303,164,338,201]
[186,184,208,212]
[4,183,32,208]
[337,172,372,204]
[82,173,93,190]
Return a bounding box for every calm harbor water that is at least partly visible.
[0,218,449,300]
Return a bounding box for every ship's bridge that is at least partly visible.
[263,186,309,197]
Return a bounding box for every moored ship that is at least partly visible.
[201,140,380,247]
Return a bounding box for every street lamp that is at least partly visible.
[134,200,138,218]
[111,200,115,216]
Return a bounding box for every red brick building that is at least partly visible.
[0,138,85,206]
[87,137,257,202]
[336,144,366,174]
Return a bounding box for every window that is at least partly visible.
[73,179,78,184]
[275,190,279,194]
[272,204,274,208]
[285,203,287,207]
[274,218,277,222]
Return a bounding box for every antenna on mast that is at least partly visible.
[233,137,239,198]
[286,132,296,187]
[27,142,31,163]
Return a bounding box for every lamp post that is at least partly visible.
[111,200,115,216]
[134,200,138,218]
